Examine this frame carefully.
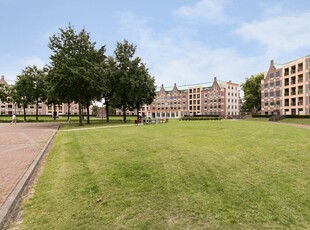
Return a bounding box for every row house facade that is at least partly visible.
[140,77,240,118]
[261,56,310,115]
[0,75,92,116]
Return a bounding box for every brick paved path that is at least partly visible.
[0,123,59,208]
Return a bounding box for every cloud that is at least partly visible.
[116,12,264,87]
[235,12,310,58]
[174,0,232,24]
[21,55,46,68]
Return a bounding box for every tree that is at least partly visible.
[14,66,47,121]
[13,73,34,121]
[101,56,118,123]
[241,73,264,112]
[128,59,156,119]
[0,83,8,103]
[112,40,154,123]
[48,24,105,126]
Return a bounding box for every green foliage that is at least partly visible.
[111,40,156,122]
[18,121,310,229]
[47,24,106,126]
[0,83,8,102]
[241,73,264,111]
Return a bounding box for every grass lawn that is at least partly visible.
[279,118,310,126]
[16,120,310,229]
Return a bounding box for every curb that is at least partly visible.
[0,124,60,229]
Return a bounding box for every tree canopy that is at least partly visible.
[241,73,264,112]
[47,24,106,125]
[111,40,156,122]
[7,24,155,125]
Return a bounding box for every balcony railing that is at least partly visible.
[298,102,303,106]
[291,81,296,85]
[291,92,296,95]
[298,90,303,94]
[291,70,296,74]
[284,92,289,96]
[285,103,289,106]
[291,103,296,106]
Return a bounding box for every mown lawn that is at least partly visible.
[17,120,310,229]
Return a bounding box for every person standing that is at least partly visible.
[11,114,16,125]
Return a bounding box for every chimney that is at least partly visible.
[1,75,4,81]
[270,60,274,66]
[214,77,217,81]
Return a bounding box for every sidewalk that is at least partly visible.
[0,122,59,229]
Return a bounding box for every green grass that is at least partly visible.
[17,120,310,229]
[0,115,136,124]
[279,118,310,125]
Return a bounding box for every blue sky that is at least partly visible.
[1,0,310,88]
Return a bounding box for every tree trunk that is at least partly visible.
[67,100,71,122]
[105,96,109,123]
[53,104,56,121]
[122,107,127,123]
[23,107,26,121]
[86,102,90,124]
[78,98,83,126]
[36,100,39,121]
[136,105,140,119]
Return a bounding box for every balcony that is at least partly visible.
[298,102,303,106]
[298,90,303,94]
[291,92,296,96]
[291,80,296,85]
[291,103,296,106]
[285,103,289,107]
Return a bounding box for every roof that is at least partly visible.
[156,79,227,93]
[0,75,8,86]
[274,64,283,69]
[279,54,310,66]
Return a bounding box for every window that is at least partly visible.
[264,92,268,97]
[270,92,274,97]
[276,91,280,97]
[276,81,280,87]
[270,73,274,79]
[264,83,268,89]
[276,71,280,78]
[270,82,274,88]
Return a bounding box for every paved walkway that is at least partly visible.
[0,122,59,228]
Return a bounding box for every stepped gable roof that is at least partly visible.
[156,79,226,93]
[0,75,8,86]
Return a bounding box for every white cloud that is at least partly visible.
[235,12,310,58]
[174,0,232,24]
[116,12,264,87]
[21,55,46,68]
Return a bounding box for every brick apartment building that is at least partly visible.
[261,55,310,115]
[139,77,240,118]
[0,75,92,116]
